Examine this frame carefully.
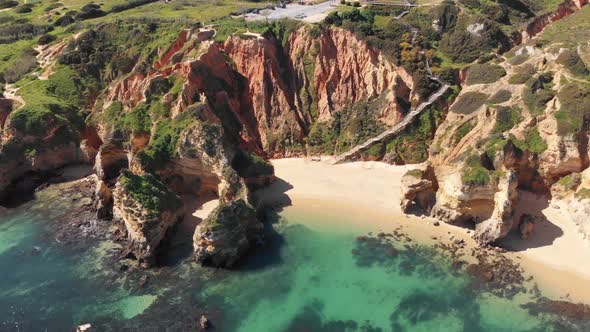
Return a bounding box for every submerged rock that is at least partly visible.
[112,171,184,267]
[193,199,262,268]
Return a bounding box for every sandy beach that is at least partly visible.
[255,158,590,304]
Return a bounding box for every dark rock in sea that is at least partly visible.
[31,246,42,256]
[139,275,148,288]
[523,298,590,321]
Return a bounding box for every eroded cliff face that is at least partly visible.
[522,0,589,42]
[287,27,415,125]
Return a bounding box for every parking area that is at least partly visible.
[243,1,336,23]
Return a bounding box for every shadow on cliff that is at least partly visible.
[235,177,294,271]
[497,192,563,252]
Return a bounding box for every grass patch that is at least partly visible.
[493,106,522,134]
[523,74,555,116]
[555,83,590,135]
[487,89,512,104]
[465,64,506,85]
[450,91,488,114]
[512,128,548,154]
[508,64,536,85]
[453,121,474,145]
[462,155,490,187]
[118,171,181,218]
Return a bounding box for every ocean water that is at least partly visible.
[0,192,586,331]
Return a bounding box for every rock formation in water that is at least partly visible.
[112,171,184,267]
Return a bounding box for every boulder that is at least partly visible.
[400,166,437,215]
[193,199,262,268]
[518,214,536,240]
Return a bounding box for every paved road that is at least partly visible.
[245,1,336,23]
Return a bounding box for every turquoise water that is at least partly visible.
[0,193,586,331]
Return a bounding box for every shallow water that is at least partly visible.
[0,193,586,331]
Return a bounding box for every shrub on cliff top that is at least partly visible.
[450,91,488,114]
[119,171,181,218]
[555,83,590,135]
[465,64,506,85]
[487,89,512,104]
[232,150,274,179]
[511,128,548,154]
[138,111,196,172]
[508,64,536,85]
[493,106,522,134]
[462,155,490,186]
[556,49,590,78]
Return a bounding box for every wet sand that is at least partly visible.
[254,158,590,304]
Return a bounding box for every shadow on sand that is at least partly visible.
[498,192,564,252]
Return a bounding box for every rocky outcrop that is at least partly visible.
[193,199,262,268]
[473,171,519,244]
[167,121,265,267]
[400,166,437,214]
[550,168,590,241]
[518,214,537,240]
[112,171,184,267]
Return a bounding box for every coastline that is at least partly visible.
[254,158,590,304]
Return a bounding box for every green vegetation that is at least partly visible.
[493,106,522,134]
[512,129,548,154]
[232,150,274,178]
[465,64,506,85]
[556,49,590,78]
[557,173,581,191]
[137,109,197,172]
[555,83,590,135]
[385,105,446,164]
[508,64,536,85]
[523,73,555,116]
[10,65,86,138]
[462,155,490,186]
[305,101,387,155]
[119,171,182,218]
[508,53,529,66]
[487,89,512,104]
[453,121,474,145]
[450,91,488,114]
